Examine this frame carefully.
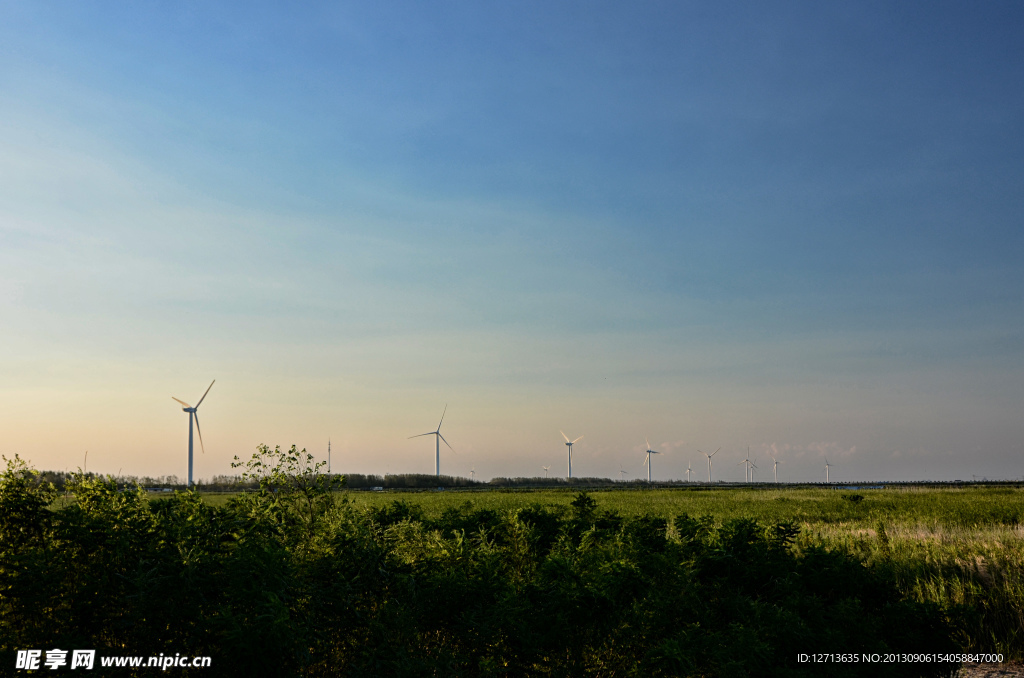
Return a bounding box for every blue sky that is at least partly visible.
[1,1,1021,482]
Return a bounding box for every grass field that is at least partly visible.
[201,484,1024,659]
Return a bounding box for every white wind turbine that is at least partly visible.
[824,457,832,484]
[738,446,756,482]
[171,379,215,489]
[771,456,781,483]
[408,405,454,477]
[542,465,551,478]
[618,467,630,481]
[643,437,661,482]
[685,460,693,482]
[561,431,583,479]
[469,467,476,481]
[750,458,758,483]
[700,448,720,483]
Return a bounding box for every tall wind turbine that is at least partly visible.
[824,458,832,484]
[750,458,758,483]
[561,431,583,479]
[409,405,453,477]
[643,437,661,482]
[738,447,753,482]
[542,465,550,478]
[771,456,781,483]
[685,460,693,482]
[700,448,720,483]
[171,379,215,489]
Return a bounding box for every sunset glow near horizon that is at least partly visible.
[1,2,1022,483]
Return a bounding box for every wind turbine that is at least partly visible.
[408,405,453,477]
[738,446,753,482]
[542,465,550,478]
[560,431,583,479]
[171,379,215,489]
[685,460,693,482]
[771,456,781,483]
[643,437,661,482]
[469,467,476,481]
[824,458,832,484]
[618,467,630,481]
[750,458,758,483]
[700,448,720,483]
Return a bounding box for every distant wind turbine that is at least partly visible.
[685,460,693,482]
[824,458,832,484]
[618,467,630,481]
[700,448,720,483]
[408,405,453,477]
[738,447,755,483]
[470,467,476,481]
[643,437,661,482]
[542,465,550,478]
[561,431,583,479]
[172,379,215,489]
[750,458,758,483]
[771,456,781,483]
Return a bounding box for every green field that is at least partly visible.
[203,483,1024,659]
[8,448,1024,675]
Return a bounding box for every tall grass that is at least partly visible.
[309,484,1024,659]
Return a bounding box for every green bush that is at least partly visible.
[0,452,962,677]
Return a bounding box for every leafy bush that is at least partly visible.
[0,453,963,677]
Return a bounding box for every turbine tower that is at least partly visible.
[643,437,660,482]
[561,431,583,479]
[171,379,215,489]
[824,457,832,484]
[409,404,453,477]
[771,456,781,483]
[739,446,752,483]
[700,448,720,483]
[685,460,693,482]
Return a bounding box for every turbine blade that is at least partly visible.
[572,435,583,444]
[438,432,454,453]
[408,432,435,439]
[643,455,649,466]
[645,436,650,450]
[194,414,206,454]
[172,397,191,408]
[437,403,447,430]
[195,379,215,409]
[711,447,721,457]
[560,430,570,443]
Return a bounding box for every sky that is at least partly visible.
[1,1,1022,483]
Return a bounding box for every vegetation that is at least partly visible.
[6,450,1021,676]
